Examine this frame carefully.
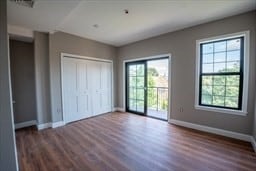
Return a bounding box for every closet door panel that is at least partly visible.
[77,60,91,119]
[63,58,79,123]
[100,62,112,113]
[63,57,113,123]
[90,61,102,116]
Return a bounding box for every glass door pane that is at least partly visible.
[126,62,146,114]
[147,58,168,120]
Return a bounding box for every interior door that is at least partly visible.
[126,62,147,115]
[77,59,91,118]
[63,58,92,123]
[100,62,112,113]
[88,60,102,116]
[63,58,79,123]
[63,57,112,123]
[89,61,112,116]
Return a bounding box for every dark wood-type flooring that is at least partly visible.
[16,112,256,171]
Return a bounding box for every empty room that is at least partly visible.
[1,0,256,170]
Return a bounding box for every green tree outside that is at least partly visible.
[201,64,240,108]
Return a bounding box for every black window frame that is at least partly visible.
[198,36,244,110]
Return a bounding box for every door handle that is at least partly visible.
[12,100,16,104]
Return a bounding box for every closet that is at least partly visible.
[62,56,112,123]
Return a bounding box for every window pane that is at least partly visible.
[129,88,136,99]
[226,75,239,86]
[225,97,238,108]
[129,77,136,87]
[227,50,240,62]
[213,75,225,85]
[202,43,213,54]
[202,76,212,86]
[129,99,136,111]
[129,65,136,76]
[136,88,144,100]
[199,37,243,110]
[213,96,225,106]
[202,86,212,96]
[214,41,226,52]
[214,62,226,73]
[227,39,240,51]
[137,100,144,112]
[213,86,225,96]
[136,65,144,76]
[202,95,212,105]
[202,64,213,73]
[226,86,239,97]
[226,61,240,72]
[203,53,213,63]
[136,77,144,88]
[214,52,226,63]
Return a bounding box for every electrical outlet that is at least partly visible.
[57,108,61,113]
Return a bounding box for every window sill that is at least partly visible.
[195,105,247,116]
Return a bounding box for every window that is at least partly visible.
[195,31,249,115]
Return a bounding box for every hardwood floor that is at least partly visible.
[16,112,256,171]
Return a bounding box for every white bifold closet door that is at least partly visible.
[63,57,112,123]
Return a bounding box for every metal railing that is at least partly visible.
[147,87,168,111]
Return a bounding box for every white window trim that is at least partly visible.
[195,31,250,116]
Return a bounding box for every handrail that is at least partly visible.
[147,87,168,111]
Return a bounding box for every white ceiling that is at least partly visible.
[7,0,256,47]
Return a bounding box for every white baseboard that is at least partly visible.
[169,119,252,142]
[37,122,52,130]
[37,121,65,130]
[52,121,65,128]
[251,137,256,152]
[15,120,37,129]
[114,107,125,112]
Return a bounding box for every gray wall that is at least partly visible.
[254,26,256,141]
[0,0,18,170]
[49,32,117,122]
[34,32,51,124]
[10,40,37,124]
[254,92,256,140]
[117,11,256,134]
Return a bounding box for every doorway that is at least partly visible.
[126,57,169,120]
[9,39,37,128]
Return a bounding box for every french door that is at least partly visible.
[126,57,169,120]
[126,61,147,115]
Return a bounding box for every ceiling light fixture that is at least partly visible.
[93,24,99,28]
[124,9,129,14]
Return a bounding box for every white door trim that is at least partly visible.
[122,53,172,121]
[60,53,114,124]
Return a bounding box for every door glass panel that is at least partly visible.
[126,58,169,120]
[127,63,145,114]
[147,59,168,120]
[136,77,144,88]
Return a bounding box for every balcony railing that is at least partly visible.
[147,87,168,112]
